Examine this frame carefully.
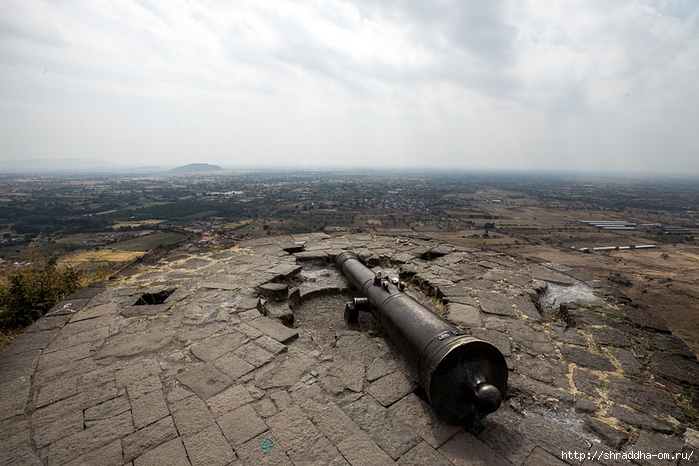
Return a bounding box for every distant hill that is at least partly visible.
[169,163,224,174]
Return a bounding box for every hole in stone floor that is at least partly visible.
[133,289,175,306]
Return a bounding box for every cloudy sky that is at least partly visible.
[1,1,698,173]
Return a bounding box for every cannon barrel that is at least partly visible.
[335,251,507,425]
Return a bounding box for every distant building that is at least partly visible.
[581,220,636,230]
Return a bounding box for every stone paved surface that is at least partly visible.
[1,233,698,465]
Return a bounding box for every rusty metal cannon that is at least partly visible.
[335,251,507,425]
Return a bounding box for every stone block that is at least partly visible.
[472,328,512,357]
[388,393,460,449]
[63,439,123,466]
[189,332,245,362]
[507,320,555,356]
[515,414,590,464]
[366,371,416,407]
[235,432,294,465]
[530,265,574,286]
[607,347,642,374]
[176,363,233,400]
[573,368,602,396]
[115,358,162,388]
[213,353,255,381]
[559,346,615,372]
[170,395,216,438]
[267,406,321,450]
[48,411,134,465]
[651,333,696,358]
[253,398,278,419]
[234,342,275,368]
[217,403,268,447]
[607,406,674,434]
[327,360,365,393]
[33,409,84,449]
[248,316,299,344]
[607,378,683,420]
[255,335,288,355]
[631,431,685,466]
[550,322,588,347]
[206,384,255,417]
[478,291,516,316]
[397,441,453,466]
[337,431,395,466]
[126,375,163,399]
[131,390,170,430]
[650,352,699,385]
[514,295,541,319]
[478,422,536,466]
[259,283,289,301]
[446,303,483,328]
[182,425,235,466]
[623,306,670,332]
[122,416,177,463]
[95,331,177,359]
[588,327,631,347]
[343,395,420,459]
[133,438,190,466]
[70,302,118,322]
[522,446,568,466]
[439,430,515,466]
[84,395,131,423]
[584,417,627,449]
[255,353,316,390]
[287,435,349,466]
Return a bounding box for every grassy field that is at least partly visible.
[112,232,186,251]
[112,220,164,228]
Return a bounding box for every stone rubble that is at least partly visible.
[0,233,697,465]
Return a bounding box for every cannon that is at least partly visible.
[335,251,507,425]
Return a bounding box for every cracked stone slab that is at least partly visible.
[343,395,420,460]
[95,331,177,359]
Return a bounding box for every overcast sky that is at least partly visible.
[1,1,698,173]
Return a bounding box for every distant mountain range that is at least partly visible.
[168,163,224,174]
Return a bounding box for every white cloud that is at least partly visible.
[0,0,697,173]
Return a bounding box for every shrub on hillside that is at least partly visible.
[0,256,81,329]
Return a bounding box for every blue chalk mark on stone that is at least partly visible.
[261,436,275,454]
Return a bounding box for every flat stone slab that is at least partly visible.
[95,331,176,359]
[247,316,299,344]
[530,264,575,286]
[446,303,482,328]
[478,291,516,316]
[175,364,233,400]
[258,282,289,301]
[650,352,699,385]
[559,346,615,372]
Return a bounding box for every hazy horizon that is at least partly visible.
[2,1,698,174]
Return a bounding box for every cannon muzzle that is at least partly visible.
[335,251,507,425]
